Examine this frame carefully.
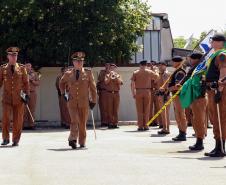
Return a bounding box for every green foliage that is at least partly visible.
[0,0,151,67]
[173,37,186,49]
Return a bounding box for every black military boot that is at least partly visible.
[69,140,77,149]
[1,139,10,146]
[189,138,204,151]
[172,130,186,141]
[12,142,19,147]
[204,140,225,157]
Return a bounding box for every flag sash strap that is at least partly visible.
[192,49,226,77]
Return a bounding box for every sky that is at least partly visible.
[146,0,226,39]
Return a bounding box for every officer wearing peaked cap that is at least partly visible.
[59,51,97,149]
[0,47,29,147]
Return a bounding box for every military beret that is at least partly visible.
[189,52,203,60]
[151,60,157,64]
[71,51,85,61]
[6,47,19,55]
[172,56,183,62]
[211,34,226,42]
[159,61,167,66]
[139,60,147,65]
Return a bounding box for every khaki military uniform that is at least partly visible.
[169,68,187,133]
[97,70,109,125]
[23,70,40,128]
[206,52,226,139]
[56,74,71,127]
[131,69,159,129]
[59,68,97,146]
[0,63,29,143]
[156,70,171,131]
[104,72,123,126]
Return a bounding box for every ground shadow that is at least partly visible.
[150,134,168,137]
[210,166,226,169]
[197,157,225,161]
[47,147,88,152]
[124,130,150,133]
[161,140,182,144]
[176,150,201,154]
[0,145,14,148]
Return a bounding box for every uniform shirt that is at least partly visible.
[0,63,29,105]
[156,70,171,89]
[59,68,97,108]
[131,68,159,89]
[97,69,109,91]
[28,70,40,92]
[104,72,123,91]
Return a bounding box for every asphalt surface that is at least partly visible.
[0,125,226,185]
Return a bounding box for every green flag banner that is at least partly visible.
[179,49,226,108]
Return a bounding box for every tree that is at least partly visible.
[173,37,186,49]
[0,0,151,67]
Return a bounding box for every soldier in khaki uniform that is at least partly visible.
[148,61,161,127]
[156,62,171,134]
[104,63,123,129]
[56,67,71,128]
[131,60,159,131]
[23,63,40,129]
[181,53,207,150]
[97,63,110,127]
[168,56,187,141]
[59,51,97,149]
[204,34,226,157]
[0,47,29,146]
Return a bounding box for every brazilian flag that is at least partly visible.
[179,49,226,108]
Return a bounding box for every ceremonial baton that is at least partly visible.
[90,110,97,140]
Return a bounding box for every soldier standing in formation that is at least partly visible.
[0,47,29,146]
[56,67,71,129]
[23,63,40,130]
[97,63,110,127]
[104,63,123,129]
[156,62,171,134]
[59,51,97,149]
[183,53,207,150]
[131,60,159,131]
[168,56,187,141]
[204,34,226,157]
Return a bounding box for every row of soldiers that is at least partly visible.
[54,33,226,157]
[1,34,226,158]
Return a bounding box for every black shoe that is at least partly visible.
[158,130,170,135]
[80,144,86,148]
[189,138,204,151]
[12,142,19,147]
[143,127,149,131]
[205,140,225,157]
[23,126,35,130]
[159,125,163,129]
[150,122,158,127]
[172,131,186,141]
[108,124,114,129]
[207,125,212,129]
[69,140,77,149]
[1,140,10,146]
[113,125,119,129]
[137,128,144,131]
[101,123,108,127]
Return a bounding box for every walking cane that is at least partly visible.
[90,110,97,140]
[26,104,35,123]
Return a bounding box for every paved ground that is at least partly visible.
[0,125,226,185]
